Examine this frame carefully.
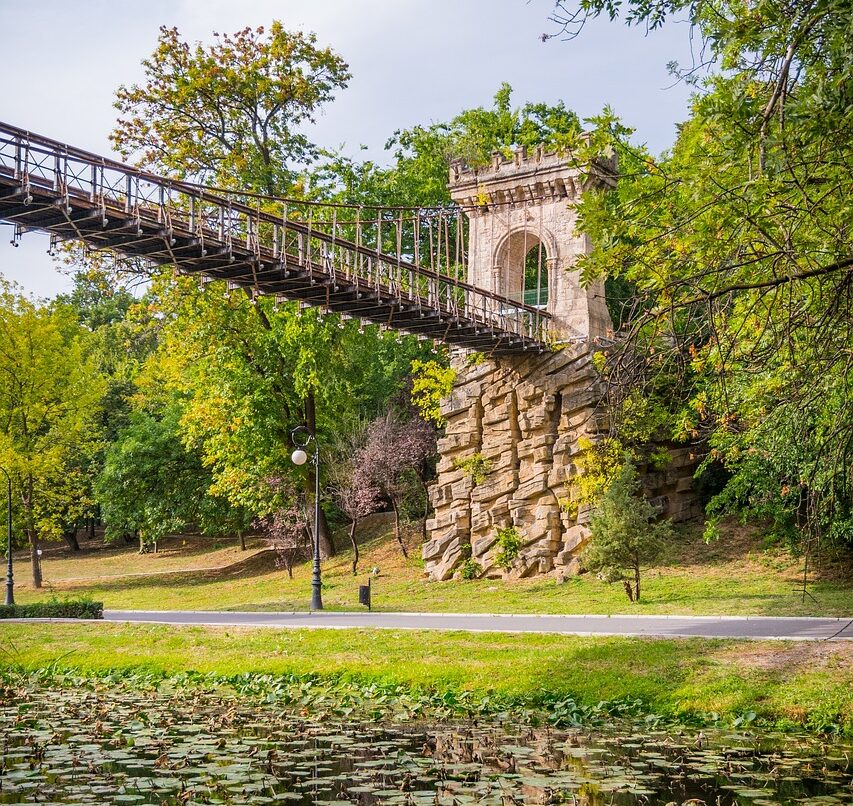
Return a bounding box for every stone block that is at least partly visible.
[471,477,513,503]
[675,475,694,494]
[430,508,470,532]
[441,431,478,452]
[422,529,459,562]
[472,532,497,558]
[514,473,549,500]
[429,546,465,581]
[451,477,475,499]
[649,495,669,514]
[562,524,590,552]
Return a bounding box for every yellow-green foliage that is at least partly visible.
[495,526,523,571]
[410,359,456,426]
[561,437,623,518]
[453,453,492,486]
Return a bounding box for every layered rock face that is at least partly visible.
[422,348,701,581]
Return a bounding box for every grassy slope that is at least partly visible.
[13,517,853,617]
[20,534,269,580]
[0,621,851,731]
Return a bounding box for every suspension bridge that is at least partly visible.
[0,122,555,354]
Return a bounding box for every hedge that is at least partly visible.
[0,600,103,620]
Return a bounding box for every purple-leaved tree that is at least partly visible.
[356,412,437,558]
[330,459,383,575]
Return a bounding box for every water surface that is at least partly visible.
[0,686,850,804]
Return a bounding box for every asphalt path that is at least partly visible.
[101,610,853,641]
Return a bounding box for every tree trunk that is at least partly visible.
[305,391,335,558]
[622,579,634,602]
[63,529,81,552]
[88,517,95,540]
[238,530,246,551]
[633,563,641,602]
[349,518,359,575]
[390,497,408,558]
[23,475,41,589]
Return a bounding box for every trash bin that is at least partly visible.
[358,579,371,610]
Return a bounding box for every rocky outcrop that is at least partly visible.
[423,347,701,581]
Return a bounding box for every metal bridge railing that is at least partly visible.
[0,122,553,348]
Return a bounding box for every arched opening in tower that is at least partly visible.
[498,230,550,310]
[523,244,549,308]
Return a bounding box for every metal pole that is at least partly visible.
[2,468,12,606]
[310,445,323,611]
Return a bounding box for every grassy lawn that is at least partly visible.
[0,620,851,732]
[18,533,269,580]
[9,516,853,616]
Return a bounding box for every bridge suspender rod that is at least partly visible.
[522,210,529,308]
[444,214,450,281]
[355,207,362,279]
[396,212,403,301]
[537,204,544,328]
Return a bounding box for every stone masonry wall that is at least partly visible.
[422,347,701,581]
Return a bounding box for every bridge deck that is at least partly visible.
[0,123,552,354]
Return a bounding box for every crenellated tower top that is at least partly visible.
[449,141,617,212]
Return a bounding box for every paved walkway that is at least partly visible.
[104,610,853,641]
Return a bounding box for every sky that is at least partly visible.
[0,0,696,298]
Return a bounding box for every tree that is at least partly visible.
[327,421,383,575]
[110,24,431,558]
[547,0,853,553]
[55,269,161,546]
[313,83,583,210]
[582,458,671,601]
[96,408,249,552]
[112,23,350,193]
[356,412,437,558]
[0,285,105,586]
[255,503,310,577]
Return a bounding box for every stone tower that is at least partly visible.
[422,146,699,581]
[448,144,614,342]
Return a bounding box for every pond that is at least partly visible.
[0,685,850,805]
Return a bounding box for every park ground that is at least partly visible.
[1,516,852,733]
[7,514,853,616]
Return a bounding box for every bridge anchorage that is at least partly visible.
[423,146,700,581]
[0,123,613,356]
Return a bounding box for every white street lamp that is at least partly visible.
[290,425,322,610]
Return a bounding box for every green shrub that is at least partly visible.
[495,526,523,571]
[453,453,492,486]
[0,598,104,620]
[460,558,481,580]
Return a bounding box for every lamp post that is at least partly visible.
[290,425,323,611]
[0,467,13,606]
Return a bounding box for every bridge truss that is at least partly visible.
[0,122,553,354]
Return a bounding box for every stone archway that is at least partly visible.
[493,226,558,309]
